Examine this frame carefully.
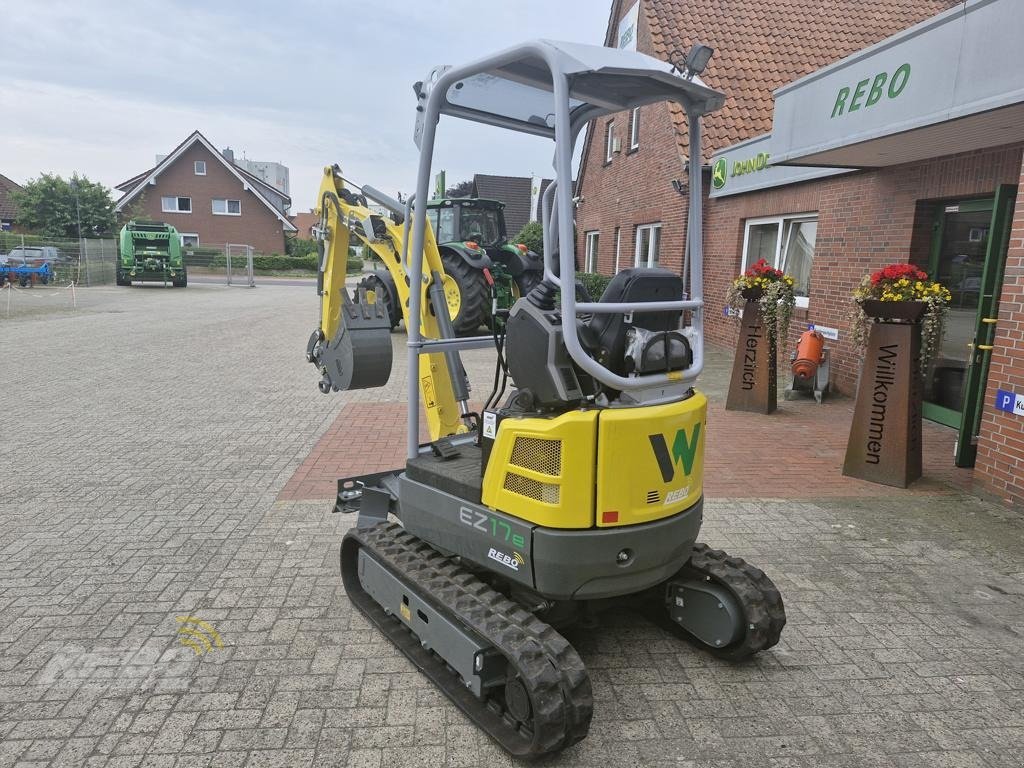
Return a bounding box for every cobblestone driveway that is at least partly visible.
[1,284,1022,767]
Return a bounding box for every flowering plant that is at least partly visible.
[725,259,796,349]
[851,263,952,369]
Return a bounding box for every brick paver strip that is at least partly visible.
[1,284,1022,767]
[281,353,969,501]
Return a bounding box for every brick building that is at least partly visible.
[114,131,296,254]
[0,173,23,231]
[576,0,1024,507]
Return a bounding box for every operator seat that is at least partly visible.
[583,268,692,377]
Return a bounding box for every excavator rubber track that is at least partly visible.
[667,543,787,660]
[340,522,592,759]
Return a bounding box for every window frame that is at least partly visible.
[629,106,640,151]
[740,212,818,308]
[161,196,191,213]
[194,160,206,176]
[212,198,242,216]
[584,230,600,273]
[604,120,615,163]
[179,233,200,247]
[634,222,662,268]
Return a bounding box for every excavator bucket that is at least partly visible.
[308,287,392,392]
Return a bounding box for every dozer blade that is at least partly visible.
[309,288,392,392]
[341,522,592,760]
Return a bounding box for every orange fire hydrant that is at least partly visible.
[792,329,825,382]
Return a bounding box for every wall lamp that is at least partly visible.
[672,43,715,80]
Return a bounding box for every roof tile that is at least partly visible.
[640,0,961,157]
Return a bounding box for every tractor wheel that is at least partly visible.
[19,276,29,288]
[116,270,130,286]
[355,273,400,331]
[440,252,488,336]
[514,270,543,299]
[172,272,187,288]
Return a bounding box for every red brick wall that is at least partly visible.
[575,3,689,276]
[703,144,1023,393]
[126,143,289,255]
[976,154,1024,510]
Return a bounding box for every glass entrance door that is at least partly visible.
[923,186,1017,467]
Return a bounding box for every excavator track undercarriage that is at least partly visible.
[341,521,785,759]
[340,522,593,759]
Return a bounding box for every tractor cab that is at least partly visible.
[427,197,508,248]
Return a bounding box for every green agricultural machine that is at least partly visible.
[116,220,187,287]
[357,197,543,335]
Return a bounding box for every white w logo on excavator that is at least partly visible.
[648,423,702,483]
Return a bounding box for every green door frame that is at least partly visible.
[922,197,994,429]
[921,188,1017,466]
[956,184,1017,467]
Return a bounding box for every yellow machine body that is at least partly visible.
[482,392,706,530]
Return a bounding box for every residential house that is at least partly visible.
[114,131,296,254]
[0,173,23,231]
[470,175,552,238]
[290,210,319,238]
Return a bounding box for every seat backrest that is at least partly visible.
[586,268,684,376]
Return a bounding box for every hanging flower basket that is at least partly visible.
[740,286,764,301]
[726,259,796,348]
[859,299,928,323]
[851,264,952,369]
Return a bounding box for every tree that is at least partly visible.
[445,179,474,198]
[11,173,116,238]
[513,220,543,255]
[286,235,318,258]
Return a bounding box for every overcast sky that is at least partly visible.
[1,0,609,212]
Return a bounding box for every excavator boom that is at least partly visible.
[307,165,468,440]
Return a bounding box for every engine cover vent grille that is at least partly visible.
[503,472,560,504]
[509,437,562,476]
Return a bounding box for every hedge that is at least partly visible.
[578,272,613,299]
[198,253,363,274]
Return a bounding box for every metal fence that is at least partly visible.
[0,234,264,287]
[0,234,118,287]
[225,244,255,288]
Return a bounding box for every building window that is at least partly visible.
[605,121,615,163]
[180,233,199,247]
[584,231,600,272]
[194,160,206,176]
[635,223,661,268]
[212,198,241,216]
[741,213,818,307]
[161,196,191,213]
[629,107,640,150]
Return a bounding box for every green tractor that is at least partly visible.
[358,197,543,335]
[116,220,187,287]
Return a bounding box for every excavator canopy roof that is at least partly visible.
[433,39,725,138]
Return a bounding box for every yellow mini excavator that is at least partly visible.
[306,39,785,759]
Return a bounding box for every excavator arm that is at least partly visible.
[306,165,469,441]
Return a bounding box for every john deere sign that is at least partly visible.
[709,134,850,198]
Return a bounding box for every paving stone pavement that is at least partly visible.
[2,284,1023,768]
